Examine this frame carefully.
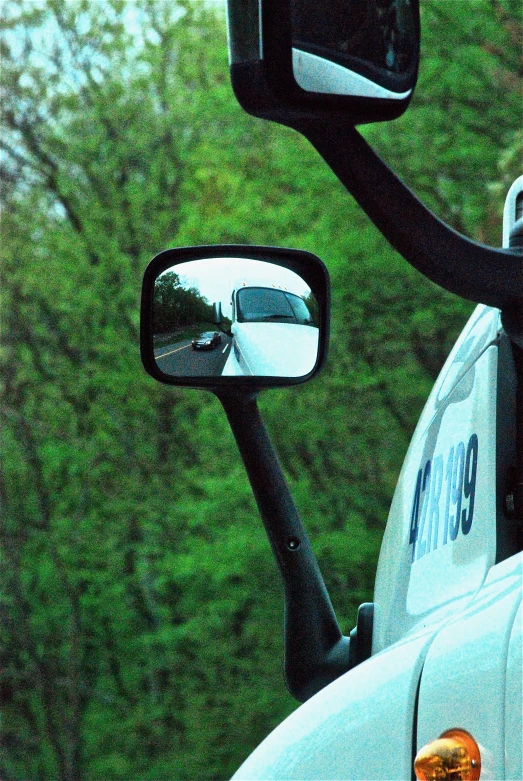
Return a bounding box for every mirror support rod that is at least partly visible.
[291,119,523,310]
[216,389,351,702]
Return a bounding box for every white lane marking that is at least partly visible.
[222,344,228,354]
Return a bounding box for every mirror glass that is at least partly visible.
[153,257,320,378]
[290,0,417,98]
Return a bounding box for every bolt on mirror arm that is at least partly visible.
[216,389,351,702]
[289,119,523,310]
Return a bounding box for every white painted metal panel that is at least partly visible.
[232,630,432,780]
[373,307,501,653]
[505,600,522,781]
[416,554,522,780]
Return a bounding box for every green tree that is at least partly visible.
[0,3,278,779]
[153,271,213,335]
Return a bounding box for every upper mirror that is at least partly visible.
[290,0,418,99]
[141,246,329,388]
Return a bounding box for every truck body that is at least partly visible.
[232,296,522,780]
[141,3,523,777]
[217,4,523,774]
[222,284,319,377]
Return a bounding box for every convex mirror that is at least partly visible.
[141,246,330,388]
[291,0,418,98]
[227,0,420,124]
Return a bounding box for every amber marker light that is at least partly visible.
[414,728,481,781]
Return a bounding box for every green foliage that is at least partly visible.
[153,271,213,335]
[0,0,521,779]
[365,0,523,239]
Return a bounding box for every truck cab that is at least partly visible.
[232,293,522,780]
[222,283,319,377]
[140,1,522,778]
[140,183,522,778]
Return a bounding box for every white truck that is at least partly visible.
[141,1,522,778]
[221,282,319,377]
[229,179,523,780]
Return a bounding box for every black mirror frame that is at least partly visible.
[140,244,330,389]
[229,0,420,126]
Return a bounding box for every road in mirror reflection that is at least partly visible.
[153,257,320,378]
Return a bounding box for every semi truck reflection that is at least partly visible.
[222,285,319,377]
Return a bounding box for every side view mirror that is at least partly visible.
[140,245,330,389]
[228,0,420,124]
[142,245,361,702]
[227,0,522,310]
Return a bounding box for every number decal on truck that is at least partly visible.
[409,433,478,561]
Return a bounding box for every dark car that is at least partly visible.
[191,331,222,350]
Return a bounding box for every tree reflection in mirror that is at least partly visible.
[153,257,320,379]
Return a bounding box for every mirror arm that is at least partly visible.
[216,389,352,702]
[289,119,523,309]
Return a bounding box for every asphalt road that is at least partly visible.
[154,336,232,377]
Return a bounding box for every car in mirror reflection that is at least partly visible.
[191,331,222,351]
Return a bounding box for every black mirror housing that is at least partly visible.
[228,0,420,125]
[140,245,330,390]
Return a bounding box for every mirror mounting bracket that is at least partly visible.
[282,118,523,309]
[226,71,523,307]
[215,388,367,702]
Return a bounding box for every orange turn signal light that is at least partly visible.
[414,728,481,781]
